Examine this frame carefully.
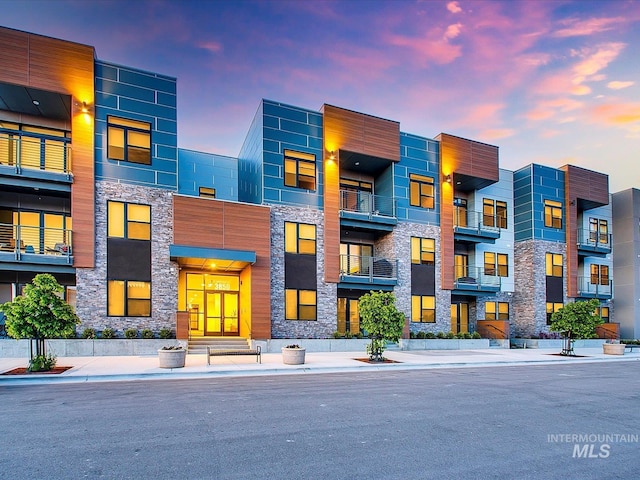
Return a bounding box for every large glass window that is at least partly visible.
[596,306,610,323]
[284,150,316,190]
[411,295,435,323]
[409,174,435,209]
[107,116,151,165]
[483,199,507,228]
[484,252,508,277]
[590,264,609,285]
[486,301,509,320]
[546,302,563,324]
[411,237,435,265]
[107,201,151,240]
[285,222,316,254]
[589,218,609,244]
[544,200,562,229]
[108,280,151,317]
[545,253,563,277]
[285,289,316,320]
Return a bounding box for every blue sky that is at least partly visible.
[2,0,639,191]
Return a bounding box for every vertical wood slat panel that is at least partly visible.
[323,153,341,283]
[0,27,96,268]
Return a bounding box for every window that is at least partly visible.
[199,187,216,198]
[285,222,316,254]
[409,174,435,209]
[284,150,316,190]
[108,280,151,317]
[589,218,609,244]
[411,237,435,265]
[546,302,563,324]
[484,199,507,228]
[107,116,151,165]
[484,252,508,277]
[590,264,609,286]
[285,289,316,320]
[544,200,562,229]
[545,253,563,277]
[411,295,435,322]
[596,306,610,323]
[107,201,151,240]
[486,301,509,320]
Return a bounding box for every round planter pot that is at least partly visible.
[602,343,625,355]
[282,347,306,365]
[158,349,187,368]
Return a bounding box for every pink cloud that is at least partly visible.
[444,23,463,39]
[198,41,223,54]
[590,102,640,126]
[478,128,516,140]
[572,43,626,79]
[447,1,462,14]
[608,80,635,90]
[552,16,627,37]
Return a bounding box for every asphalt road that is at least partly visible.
[1,362,639,479]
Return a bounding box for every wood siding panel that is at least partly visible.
[440,182,455,289]
[561,165,610,297]
[0,27,95,268]
[437,133,499,181]
[323,104,400,161]
[172,196,272,339]
[323,153,341,282]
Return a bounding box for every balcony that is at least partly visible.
[0,223,73,267]
[339,190,397,231]
[454,266,501,294]
[577,228,611,256]
[577,276,612,299]
[0,131,72,184]
[339,254,397,287]
[453,209,501,243]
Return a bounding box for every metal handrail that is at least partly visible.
[339,254,397,279]
[481,323,507,339]
[454,266,501,289]
[577,276,612,297]
[0,222,72,257]
[454,208,501,233]
[0,131,72,174]
[576,229,611,249]
[339,190,396,217]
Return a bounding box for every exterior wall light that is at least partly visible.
[445,174,452,184]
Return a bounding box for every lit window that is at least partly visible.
[108,280,151,317]
[411,237,435,265]
[483,199,507,228]
[284,150,316,190]
[409,174,434,209]
[486,301,509,320]
[590,264,609,286]
[412,295,435,323]
[107,116,151,165]
[199,187,216,198]
[545,253,563,277]
[484,252,508,277]
[285,289,316,320]
[285,222,316,254]
[544,200,562,229]
[108,201,151,240]
[589,218,609,244]
[596,306,609,323]
[546,302,563,324]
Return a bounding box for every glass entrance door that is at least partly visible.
[451,303,469,334]
[205,291,239,336]
[337,298,361,335]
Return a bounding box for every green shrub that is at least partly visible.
[332,331,342,339]
[446,331,456,339]
[101,327,116,339]
[472,331,482,339]
[159,328,173,339]
[416,331,426,339]
[81,328,97,339]
[141,329,154,339]
[425,332,436,339]
[344,331,353,339]
[62,329,77,339]
[28,353,56,372]
[124,328,138,339]
[462,332,472,339]
[436,331,446,339]
[355,332,363,339]
[409,331,416,339]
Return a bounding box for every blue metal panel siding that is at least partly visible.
[178,149,238,201]
[94,60,177,190]
[395,132,439,225]
[532,165,565,242]
[260,99,323,209]
[513,166,533,241]
[238,102,264,204]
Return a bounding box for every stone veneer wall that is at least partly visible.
[380,222,452,334]
[75,181,178,336]
[512,239,566,337]
[269,205,336,338]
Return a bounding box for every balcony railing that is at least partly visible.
[454,208,501,240]
[577,229,611,253]
[0,131,72,174]
[0,223,72,259]
[577,276,612,298]
[340,254,397,282]
[340,190,396,218]
[454,266,501,291]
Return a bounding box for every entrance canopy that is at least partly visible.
[169,245,255,272]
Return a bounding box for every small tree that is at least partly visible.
[0,274,79,371]
[359,291,406,361]
[549,299,603,355]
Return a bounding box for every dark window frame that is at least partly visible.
[411,295,436,323]
[285,221,316,255]
[284,150,316,191]
[409,174,435,209]
[544,200,563,229]
[107,201,151,241]
[107,279,151,317]
[107,116,152,165]
[285,288,317,321]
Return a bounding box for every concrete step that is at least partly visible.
[188,337,250,353]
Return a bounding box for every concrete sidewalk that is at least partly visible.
[1,348,638,385]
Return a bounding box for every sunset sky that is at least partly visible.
[3,0,639,192]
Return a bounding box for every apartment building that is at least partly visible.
[0,26,616,342]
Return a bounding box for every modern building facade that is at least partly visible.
[0,26,619,342]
